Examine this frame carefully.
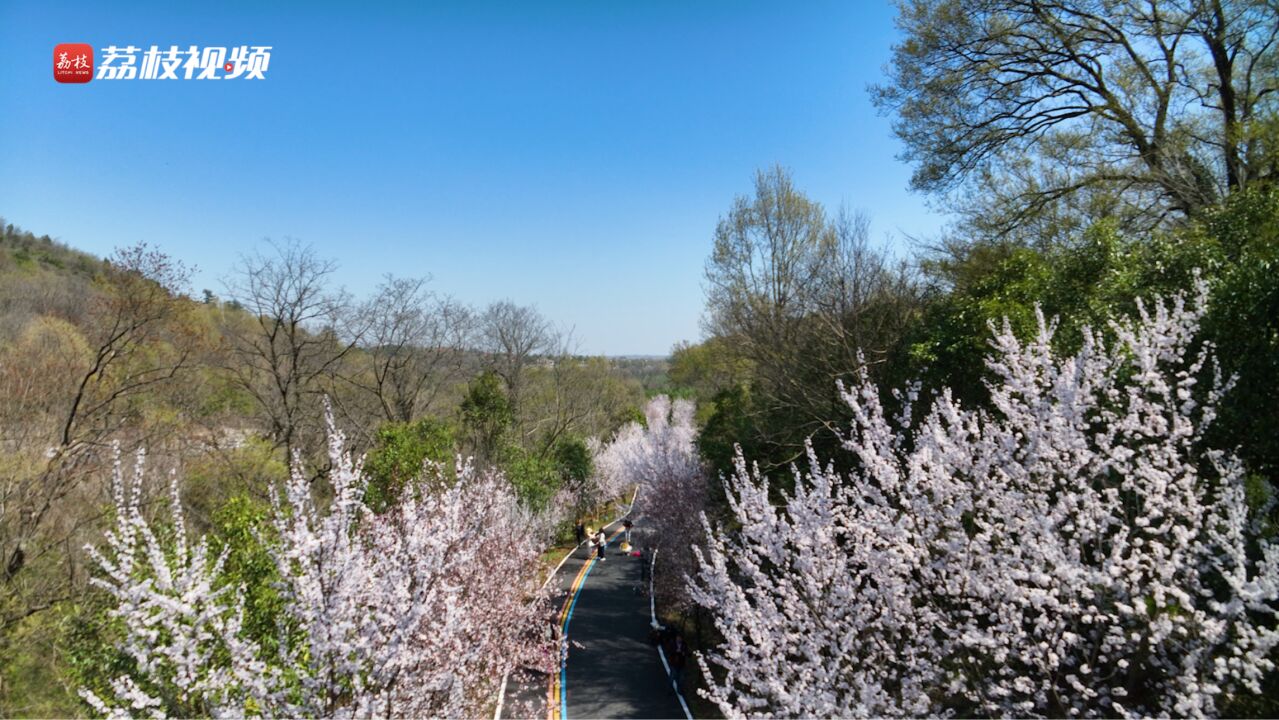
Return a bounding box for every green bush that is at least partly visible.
[505,450,561,510]
[902,186,1277,497]
[364,418,457,512]
[504,436,594,512]
[208,496,286,655]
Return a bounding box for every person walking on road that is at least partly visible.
[594,530,607,561]
[623,518,633,545]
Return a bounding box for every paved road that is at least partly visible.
[500,516,688,720]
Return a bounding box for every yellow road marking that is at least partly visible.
[547,528,625,720]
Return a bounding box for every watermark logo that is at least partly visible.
[53,45,272,83]
[53,43,94,83]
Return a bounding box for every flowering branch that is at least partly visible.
[690,280,1279,718]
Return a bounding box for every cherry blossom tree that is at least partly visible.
[690,280,1279,718]
[584,436,625,505]
[80,450,278,718]
[594,395,707,605]
[81,405,554,718]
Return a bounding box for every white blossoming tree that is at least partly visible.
[81,405,554,718]
[594,395,707,604]
[80,451,278,719]
[689,281,1279,718]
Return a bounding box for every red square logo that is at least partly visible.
[54,43,94,83]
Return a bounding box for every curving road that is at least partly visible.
[499,513,689,720]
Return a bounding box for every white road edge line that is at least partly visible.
[493,486,642,720]
[650,548,694,720]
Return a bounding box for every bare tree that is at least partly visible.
[517,327,643,453]
[807,210,920,378]
[0,243,195,627]
[222,240,360,460]
[873,0,1279,242]
[347,275,474,423]
[479,300,557,415]
[705,165,831,348]
[704,167,919,465]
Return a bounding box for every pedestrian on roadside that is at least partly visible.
[574,519,585,545]
[623,518,633,545]
[668,633,687,688]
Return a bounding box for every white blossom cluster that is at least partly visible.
[689,281,1279,718]
[82,405,553,718]
[593,396,699,499]
[81,451,278,719]
[594,396,707,604]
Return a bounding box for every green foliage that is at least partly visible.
[504,450,561,510]
[64,495,289,717]
[0,219,104,278]
[62,592,133,716]
[181,438,289,534]
[668,337,750,425]
[906,221,1224,408]
[553,436,595,513]
[363,418,456,512]
[610,356,673,395]
[207,496,286,655]
[614,404,646,428]
[553,436,593,489]
[904,186,1278,499]
[1197,187,1279,485]
[698,168,921,480]
[197,368,260,419]
[61,517,197,717]
[697,384,760,483]
[0,602,99,717]
[461,370,513,463]
[504,436,594,512]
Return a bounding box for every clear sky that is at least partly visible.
[0,0,944,356]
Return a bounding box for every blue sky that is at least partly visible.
[0,0,944,356]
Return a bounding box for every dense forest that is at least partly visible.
[2,0,1278,717]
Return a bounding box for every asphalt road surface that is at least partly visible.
[501,519,688,720]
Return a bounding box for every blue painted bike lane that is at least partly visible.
[499,513,687,720]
